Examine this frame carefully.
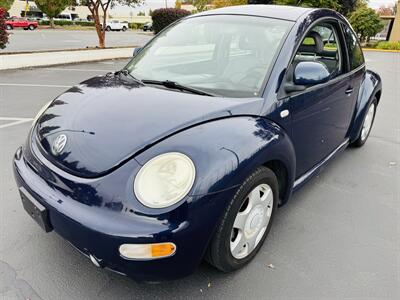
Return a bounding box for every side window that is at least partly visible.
[294,22,343,79]
[342,24,364,70]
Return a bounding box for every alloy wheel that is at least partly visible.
[361,103,375,141]
[230,183,273,259]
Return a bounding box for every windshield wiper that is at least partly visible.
[141,79,214,97]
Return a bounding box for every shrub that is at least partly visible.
[375,41,400,50]
[0,7,8,49]
[74,21,95,27]
[53,20,73,26]
[39,20,50,25]
[128,22,143,30]
[151,8,190,34]
[39,20,95,27]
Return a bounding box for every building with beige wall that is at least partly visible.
[7,0,151,23]
[8,0,91,20]
[389,0,400,42]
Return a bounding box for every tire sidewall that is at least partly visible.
[213,167,279,271]
[6,24,12,30]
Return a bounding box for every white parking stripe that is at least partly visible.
[0,118,33,129]
[48,68,112,72]
[0,83,71,88]
[0,117,33,121]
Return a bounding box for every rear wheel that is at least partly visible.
[122,26,127,31]
[6,24,13,30]
[28,25,35,30]
[351,97,377,147]
[106,26,111,31]
[206,166,278,272]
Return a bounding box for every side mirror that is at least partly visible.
[132,47,142,57]
[293,61,330,86]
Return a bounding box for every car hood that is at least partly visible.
[35,74,264,178]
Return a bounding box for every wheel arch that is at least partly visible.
[263,159,291,206]
[348,69,382,142]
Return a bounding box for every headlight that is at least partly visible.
[32,101,52,127]
[134,152,196,208]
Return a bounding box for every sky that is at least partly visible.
[111,0,398,14]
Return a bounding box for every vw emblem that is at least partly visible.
[52,134,67,155]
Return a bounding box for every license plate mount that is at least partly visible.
[19,187,53,232]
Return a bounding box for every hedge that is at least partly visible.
[0,7,8,49]
[39,20,95,26]
[375,41,400,50]
[128,22,144,30]
[151,8,190,34]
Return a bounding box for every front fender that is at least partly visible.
[349,70,382,142]
[135,116,296,205]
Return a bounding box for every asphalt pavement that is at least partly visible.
[1,29,153,53]
[0,52,399,299]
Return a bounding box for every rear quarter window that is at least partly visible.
[342,24,364,70]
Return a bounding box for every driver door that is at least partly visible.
[287,21,354,178]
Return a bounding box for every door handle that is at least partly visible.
[345,87,354,95]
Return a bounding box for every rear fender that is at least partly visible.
[348,70,382,142]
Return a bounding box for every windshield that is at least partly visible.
[126,15,292,98]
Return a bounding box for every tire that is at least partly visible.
[106,26,111,31]
[206,166,278,272]
[122,26,127,32]
[6,24,13,30]
[351,97,377,147]
[28,25,35,30]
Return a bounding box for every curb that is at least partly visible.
[0,47,134,70]
[0,45,136,56]
[362,48,400,53]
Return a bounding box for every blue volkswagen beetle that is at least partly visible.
[13,5,382,281]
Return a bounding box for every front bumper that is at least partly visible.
[13,146,237,281]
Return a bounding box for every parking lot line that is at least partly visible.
[0,83,71,88]
[0,117,33,129]
[48,68,112,72]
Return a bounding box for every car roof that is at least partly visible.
[194,5,314,21]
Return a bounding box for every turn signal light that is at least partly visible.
[119,242,176,260]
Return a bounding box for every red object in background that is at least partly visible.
[5,17,38,30]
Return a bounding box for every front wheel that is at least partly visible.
[122,26,127,31]
[28,25,35,30]
[351,98,377,147]
[206,166,278,272]
[106,26,111,31]
[6,24,13,30]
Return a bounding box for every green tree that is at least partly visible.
[213,0,246,8]
[80,0,143,48]
[0,0,14,11]
[272,0,367,17]
[274,0,340,11]
[35,0,71,28]
[349,7,384,42]
[193,0,210,11]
